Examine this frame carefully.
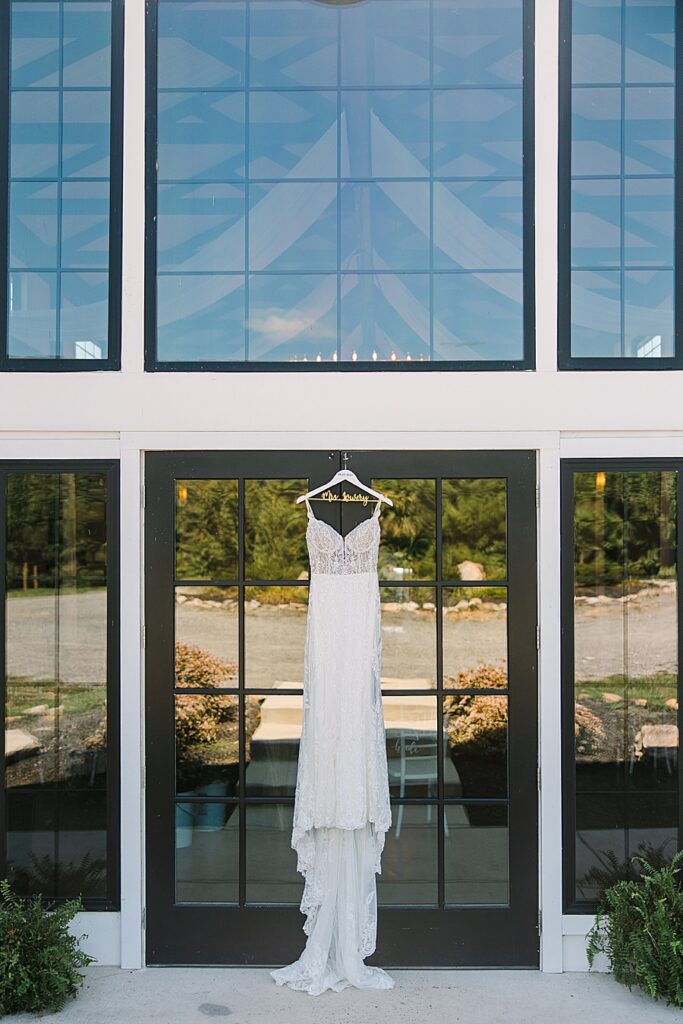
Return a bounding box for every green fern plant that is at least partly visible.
[0,878,94,1016]
[586,849,683,1007]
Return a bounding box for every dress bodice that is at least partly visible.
[306,506,381,576]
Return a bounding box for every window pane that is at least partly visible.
[158,1,246,89]
[248,91,337,180]
[157,92,245,182]
[571,469,679,904]
[434,180,523,271]
[157,275,246,362]
[63,2,112,88]
[433,89,523,178]
[340,273,430,363]
[433,0,523,87]
[340,182,430,271]
[157,183,246,274]
[249,1,337,88]
[8,271,58,358]
[339,1,431,88]
[4,471,112,900]
[6,1,115,362]
[433,272,523,361]
[249,182,337,273]
[570,269,621,358]
[340,90,430,178]
[248,274,337,363]
[9,181,59,269]
[11,3,60,88]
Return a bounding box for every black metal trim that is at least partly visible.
[0,460,120,911]
[560,457,682,914]
[145,449,538,967]
[0,0,124,372]
[557,0,682,370]
[144,1,536,373]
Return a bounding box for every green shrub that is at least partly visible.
[0,878,94,1016]
[587,849,683,1007]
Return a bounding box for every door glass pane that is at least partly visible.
[443,694,508,798]
[244,586,308,688]
[175,587,239,685]
[245,693,302,797]
[383,694,443,799]
[377,808,437,906]
[245,803,303,904]
[443,587,508,685]
[244,478,308,580]
[380,587,436,688]
[442,478,507,580]
[572,469,678,903]
[175,694,239,797]
[175,479,239,580]
[175,802,239,904]
[444,803,509,905]
[373,479,436,580]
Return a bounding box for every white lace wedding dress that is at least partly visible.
[269,498,394,996]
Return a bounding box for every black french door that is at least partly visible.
[145,450,538,966]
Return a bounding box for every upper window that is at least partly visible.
[559,0,679,368]
[147,0,533,370]
[0,0,123,370]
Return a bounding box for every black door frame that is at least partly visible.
[145,449,539,967]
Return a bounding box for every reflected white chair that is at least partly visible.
[387,731,449,839]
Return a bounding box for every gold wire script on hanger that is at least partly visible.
[309,490,376,506]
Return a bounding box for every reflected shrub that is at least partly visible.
[443,664,507,759]
[175,643,238,747]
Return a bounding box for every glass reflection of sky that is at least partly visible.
[155,0,526,363]
[570,0,676,359]
[7,1,113,360]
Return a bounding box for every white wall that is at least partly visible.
[1,0,680,972]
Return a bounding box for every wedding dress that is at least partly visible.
[269,498,394,996]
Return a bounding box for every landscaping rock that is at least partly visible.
[6,728,41,763]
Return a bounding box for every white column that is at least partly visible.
[120,0,146,375]
[538,440,564,971]
[119,443,145,968]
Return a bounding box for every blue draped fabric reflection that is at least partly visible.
[155,0,526,364]
[569,0,676,359]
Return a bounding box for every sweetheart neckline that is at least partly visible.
[307,515,380,543]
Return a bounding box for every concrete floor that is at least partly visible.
[4,967,682,1023]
